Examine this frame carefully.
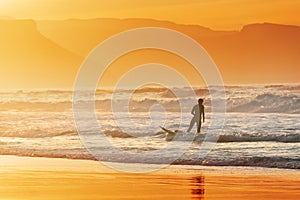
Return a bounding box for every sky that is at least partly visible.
[0,0,300,30]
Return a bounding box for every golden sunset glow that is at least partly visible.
[0,1,299,88]
[0,2,300,200]
[0,0,299,30]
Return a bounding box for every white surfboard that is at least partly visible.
[160,126,204,142]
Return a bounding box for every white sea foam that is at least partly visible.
[0,84,299,169]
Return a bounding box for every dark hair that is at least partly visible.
[198,98,203,104]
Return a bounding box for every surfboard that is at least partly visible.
[160,126,204,142]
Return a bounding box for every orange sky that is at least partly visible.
[0,0,300,30]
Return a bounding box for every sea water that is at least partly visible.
[0,85,299,169]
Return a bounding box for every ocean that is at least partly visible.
[0,84,299,170]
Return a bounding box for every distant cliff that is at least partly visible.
[0,18,299,88]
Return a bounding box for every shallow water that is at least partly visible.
[0,85,299,169]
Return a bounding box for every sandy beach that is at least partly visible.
[0,155,299,200]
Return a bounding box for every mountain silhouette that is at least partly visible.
[0,20,82,88]
[37,19,300,84]
[0,18,299,88]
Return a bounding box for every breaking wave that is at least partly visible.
[173,156,300,169]
[1,128,299,143]
[0,94,299,114]
[228,93,300,114]
[218,132,300,143]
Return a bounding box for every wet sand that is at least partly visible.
[0,156,299,200]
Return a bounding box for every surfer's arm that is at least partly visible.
[191,106,196,115]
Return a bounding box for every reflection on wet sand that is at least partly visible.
[1,155,300,200]
[191,175,205,200]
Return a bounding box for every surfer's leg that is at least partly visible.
[197,120,201,133]
[187,117,196,132]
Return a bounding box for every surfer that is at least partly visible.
[187,98,205,133]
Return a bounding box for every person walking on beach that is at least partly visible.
[187,98,205,133]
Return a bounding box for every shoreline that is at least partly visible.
[1,153,299,172]
[1,155,299,199]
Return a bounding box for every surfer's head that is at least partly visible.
[198,98,203,105]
